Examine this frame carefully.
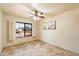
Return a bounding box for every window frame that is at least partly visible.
[16,22,32,38]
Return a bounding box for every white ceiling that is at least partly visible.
[0,3,79,19]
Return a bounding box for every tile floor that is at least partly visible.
[1,40,79,56]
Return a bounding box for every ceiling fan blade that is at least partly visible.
[38,16,45,18]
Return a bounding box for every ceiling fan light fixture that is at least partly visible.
[33,16,37,21]
[38,12,41,16]
[37,17,40,20]
[33,16,40,21]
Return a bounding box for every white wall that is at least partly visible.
[38,8,79,53]
[3,14,38,47]
[0,9,3,54]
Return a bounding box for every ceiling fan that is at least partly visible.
[23,3,45,20]
[28,9,45,21]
